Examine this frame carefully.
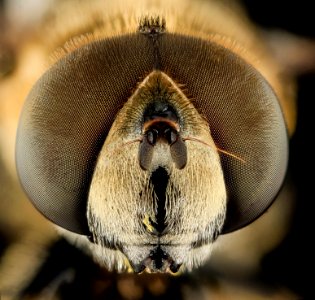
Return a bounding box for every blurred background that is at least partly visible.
[242,0,314,297]
[0,0,314,299]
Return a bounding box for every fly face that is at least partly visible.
[87,71,227,273]
[15,1,289,275]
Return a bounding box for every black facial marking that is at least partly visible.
[150,167,168,234]
[149,246,168,270]
[131,246,182,273]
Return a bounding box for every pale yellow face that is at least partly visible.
[87,71,226,273]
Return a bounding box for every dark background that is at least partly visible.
[242,1,314,298]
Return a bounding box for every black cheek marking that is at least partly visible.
[90,235,123,251]
[170,137,187,169]
[139,139,154,170]
[132,262,146,274]
[169,261,182,274]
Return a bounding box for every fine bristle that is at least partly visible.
[138,16,166,35]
